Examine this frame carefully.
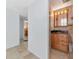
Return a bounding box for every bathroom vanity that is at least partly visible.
[51,30,69,53]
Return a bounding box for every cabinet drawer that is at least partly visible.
[59,44,69,52]
[59,34,69,43]
[59,41,69,46]
[51,43,60,49]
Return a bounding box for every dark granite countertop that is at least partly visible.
[51,30,68,34]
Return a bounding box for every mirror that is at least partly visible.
[54,8,68,27]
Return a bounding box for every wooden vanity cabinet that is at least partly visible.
[51,33,69,53]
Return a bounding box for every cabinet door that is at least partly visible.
[51,33,55,48]
[59,34,69,45]
[51,33,59,49]
[58,34,69,52]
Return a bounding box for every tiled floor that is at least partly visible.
[6,41,39,59]
[50,49,72,59]
[6,41,72,59]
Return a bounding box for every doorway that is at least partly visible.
[49,0,73,59]
[18,16,28,55]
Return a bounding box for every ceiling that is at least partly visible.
[50,0,63,5]
[49,0,72,10]
[6,0,72,17]
[50,0,71,6]
[6,0,35,17]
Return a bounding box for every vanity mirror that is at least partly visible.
[54,8,69,27]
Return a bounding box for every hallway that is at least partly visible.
[6,40,39,59]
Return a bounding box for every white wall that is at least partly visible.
[28,0,49,59]
[6,8,20,49]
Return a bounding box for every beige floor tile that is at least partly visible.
[6,40,39,59]
[50,49,72,59]
[6,40,72,59]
